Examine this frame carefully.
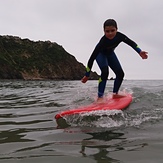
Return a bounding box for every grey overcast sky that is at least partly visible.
[0,0,163,79]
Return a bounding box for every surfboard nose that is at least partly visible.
[55,114,61,119]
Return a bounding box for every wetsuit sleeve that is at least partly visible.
[122,33,142,54]
[84,43,101,77]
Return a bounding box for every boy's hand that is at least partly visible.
[81,76,89,83]
[139,51,148,59]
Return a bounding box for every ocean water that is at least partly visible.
[0,80,163,163]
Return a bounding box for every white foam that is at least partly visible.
[63,109,126,128]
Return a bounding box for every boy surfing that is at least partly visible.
[81,19,148,102]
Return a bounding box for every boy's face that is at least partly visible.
[104,26,117,39]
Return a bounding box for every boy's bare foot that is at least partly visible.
[96,97,105,103]
[112,94,126,99]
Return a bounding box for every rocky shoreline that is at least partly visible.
[0,35,99,80]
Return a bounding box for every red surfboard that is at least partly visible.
[55,93,132,120]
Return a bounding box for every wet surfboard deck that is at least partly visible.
[55,93,132,120]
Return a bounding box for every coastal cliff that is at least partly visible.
[0,35,99,80]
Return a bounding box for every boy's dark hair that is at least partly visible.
[103,19,118,29]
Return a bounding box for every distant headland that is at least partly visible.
[0,35,99,80]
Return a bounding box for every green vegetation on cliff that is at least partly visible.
[0,35,99,80]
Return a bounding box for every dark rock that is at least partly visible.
[0,35,99,80]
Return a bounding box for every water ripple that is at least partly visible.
[0,80,163,162]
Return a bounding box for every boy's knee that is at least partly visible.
[101,66,109,80]
[117,69,124,79]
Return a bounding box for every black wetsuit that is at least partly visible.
[85,31,141,97]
